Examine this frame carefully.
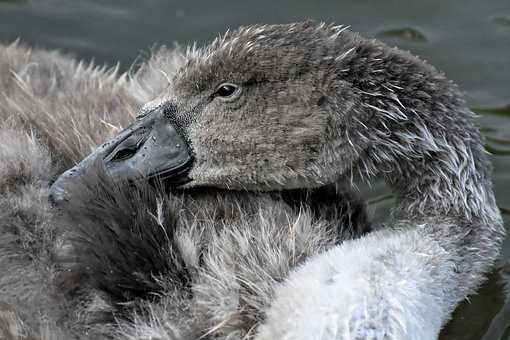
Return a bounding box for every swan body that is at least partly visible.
[257,227,450,339]
[1,21,506,339]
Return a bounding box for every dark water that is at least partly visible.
[1,0,509,338]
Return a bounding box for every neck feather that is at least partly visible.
[337,36,501,224]
[386,134,499,223]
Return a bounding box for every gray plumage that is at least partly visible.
[0,21,505,340]
[0,37,367,339]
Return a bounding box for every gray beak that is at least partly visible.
[48,107,193,205]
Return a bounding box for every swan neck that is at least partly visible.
[386,136,499,224]
[334,38,501,224]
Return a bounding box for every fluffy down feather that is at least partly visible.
[0,41,368,339]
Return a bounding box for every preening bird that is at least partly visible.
[2,21,506,339]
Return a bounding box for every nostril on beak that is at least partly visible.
[107,133,148,163]
[110,144,140,162]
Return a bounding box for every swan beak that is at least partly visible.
[48,110,193,205]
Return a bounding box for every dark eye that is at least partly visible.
[214,83,240,99]
[136,111,149,120]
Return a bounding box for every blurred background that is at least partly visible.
[0,0,509,338]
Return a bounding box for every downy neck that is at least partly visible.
[338,36,501,225]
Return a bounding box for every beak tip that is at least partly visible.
[48,184,67,206]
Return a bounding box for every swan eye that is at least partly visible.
[213,83,240,99]
[136,111,149,120]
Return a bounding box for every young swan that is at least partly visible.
[50,22,505,339]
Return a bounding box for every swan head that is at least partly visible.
[166,22,363,190]
[49,22,365,203]
[49,21,470,204]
